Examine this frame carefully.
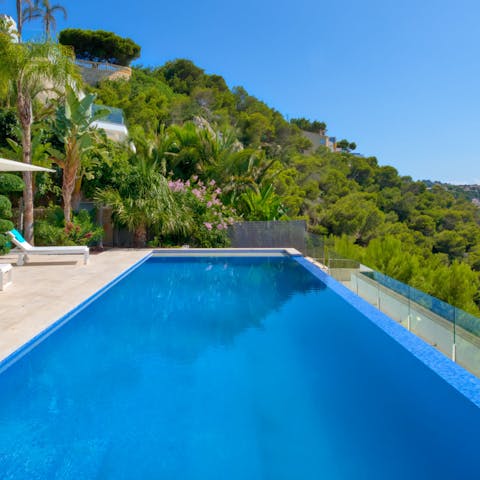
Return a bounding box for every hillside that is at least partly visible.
[423,180,480,204]
[85,60,480,314]
[0,50,478,315]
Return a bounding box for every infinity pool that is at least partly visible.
[0,254,479,479]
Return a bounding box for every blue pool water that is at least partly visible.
[0,255,480,479]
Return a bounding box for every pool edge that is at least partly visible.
[296,256,480,409]
[0,251,153,374]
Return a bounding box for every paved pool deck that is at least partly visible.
[0,249,150,362]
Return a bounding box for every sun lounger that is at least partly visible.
[0,263,12,290]
[7,229,89,266]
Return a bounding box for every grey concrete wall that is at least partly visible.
[228,220,307,251]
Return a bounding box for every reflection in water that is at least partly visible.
[0,256,327,479]
[100,257,325,363]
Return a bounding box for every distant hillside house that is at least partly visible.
[301,129,363,156]
[302,130,337,152]
[73,55,131,142]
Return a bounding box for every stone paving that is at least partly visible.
[0,249,150,362]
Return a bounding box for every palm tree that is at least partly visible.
[96,158,191,247]
[238,184,287,221]
[0,35,77,242]
[24,0,67,38]
[50,86,107,223]
[16,0,34,40]
[130,124,176,177]
[167,121,241,180]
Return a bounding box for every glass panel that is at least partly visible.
[359,271,456,360]
[455,308,480,376]
[93,105,125,125]
[377,286,409,329]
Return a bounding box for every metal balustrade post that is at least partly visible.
[407,286,411,331]
[452,308,457,362]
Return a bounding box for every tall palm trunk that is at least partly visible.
[71,175,82,211]
[133,224,147,248]
[62,164,77,224]
[62,141,80,223]
[45,16,51,38]
[17,88,35,243]
[16,0,23,40]
[62,174,74,224]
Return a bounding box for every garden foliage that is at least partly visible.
[35,205,103,246]
[0,173,24,254]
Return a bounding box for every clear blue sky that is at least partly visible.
[4,0,480,183]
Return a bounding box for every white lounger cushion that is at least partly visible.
[19,245,88,253]
[7,230,89,265]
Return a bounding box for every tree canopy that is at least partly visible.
[59,28,141,66]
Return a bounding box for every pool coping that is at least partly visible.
[1,247,479,409]
[151,247,301,256]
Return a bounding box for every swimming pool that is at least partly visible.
[0,252,479,479]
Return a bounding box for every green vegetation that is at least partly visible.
[35,205,103,246]
[0,19,479,316]
[336,139,356,152]
[49,86,108,222]
[0,33,78,241]
[0,173,24,253]
[59,29,141,66]
[290,118,326,133]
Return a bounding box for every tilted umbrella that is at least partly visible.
[0,158,55,172]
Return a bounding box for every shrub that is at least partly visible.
[35,206,103,246]
[164,177,237,247]
[0,173,24,194]
[0,173,24,254]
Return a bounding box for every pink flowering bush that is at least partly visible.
[167,177,237,247]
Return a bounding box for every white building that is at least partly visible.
[0,14,19,42]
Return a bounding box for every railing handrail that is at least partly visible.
[75,58,132,74]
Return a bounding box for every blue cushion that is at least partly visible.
[10,229,26,243]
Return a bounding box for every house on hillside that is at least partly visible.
[76,64,129,142]
[302,129,363,156]
[74,59,131,144]
[58,28,141,143]
[302,130,337,152]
